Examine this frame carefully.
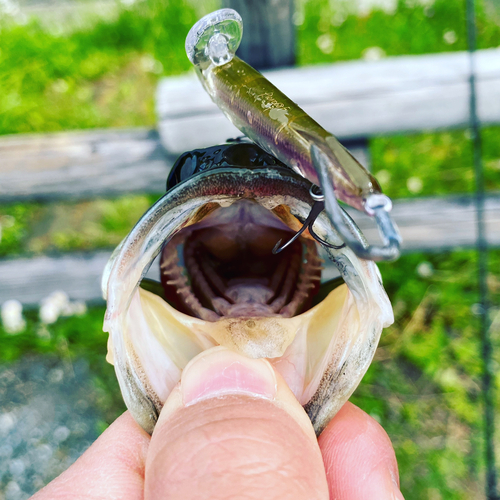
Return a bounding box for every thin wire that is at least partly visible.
[465,0,497,497]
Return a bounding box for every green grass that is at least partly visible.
[0,203,40,256]
[0,0,197,135]
[297,0,500,65]
[371,127,500,198]
[356,250,500,499]
[2,0,500,498]
[0,194,160,257]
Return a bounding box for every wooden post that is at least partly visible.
[221,0,295,69]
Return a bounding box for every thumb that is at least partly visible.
[144,346,328,500]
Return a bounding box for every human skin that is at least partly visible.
[31,347,404,500]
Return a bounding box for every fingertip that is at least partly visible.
[145,348,328,500]
[146,396,328,500]
[100,411,151,468]
[156,347,318,444]
[318,402,403,500]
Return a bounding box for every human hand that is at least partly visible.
[31,347,404,499]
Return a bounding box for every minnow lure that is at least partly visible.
[185,9,402,261]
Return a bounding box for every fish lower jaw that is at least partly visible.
[112,281,350,414]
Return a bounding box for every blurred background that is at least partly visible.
[0,0,499,498]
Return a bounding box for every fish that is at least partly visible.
[101,9,396,436]
[102,141,393,435]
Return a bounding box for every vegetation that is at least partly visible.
[0,0,195,135]
[298,0,500,64]
[1,0,500,498]
[371,127,500,199]
[365,250,500,498]
[0,195,159,257]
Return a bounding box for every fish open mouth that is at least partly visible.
[102,146,393,435]
[159,199,322,322]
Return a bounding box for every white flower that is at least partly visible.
[316,34,335,55]
[39,291,69,324]
[52,79,69,93]
[357,0,397,17]
[375,169,391,186]
[0,0,20,16]
[62,300,87,317]
[292,11,304,26]
[362,46,386,62]
[443,30,458,45]
[407,176,423,193]
[1,300,26,334]
[417,261,434,278]
[39,291,87,324]
[140,55,163,74]
[330,10,347,27]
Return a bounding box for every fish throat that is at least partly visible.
[160,200,322,322]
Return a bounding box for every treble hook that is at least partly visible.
[272,186,346,254]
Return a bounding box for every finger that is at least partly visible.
[318,402,404,500]
[31,411,150,500]
[145,346,329,500]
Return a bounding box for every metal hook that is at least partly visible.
[310,144,402,261]
[272,190,346,254]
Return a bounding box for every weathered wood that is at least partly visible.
[2,194,499,306]
[0,128,172,203]
[351,194,500,252]
[0,251,161,307]
[156,48,500,154]
[0,127,369,201]
[0,252,110,306]
[221,0,295,69]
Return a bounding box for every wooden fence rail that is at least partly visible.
[0,128,171,203]
[157,48,500,154]
[1,193,499,306]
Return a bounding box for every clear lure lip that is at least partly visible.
[185,8,402,262]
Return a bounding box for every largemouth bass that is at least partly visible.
[102,10,397,436]
[103,142,393,435]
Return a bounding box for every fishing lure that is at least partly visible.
[185,8,402,261]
